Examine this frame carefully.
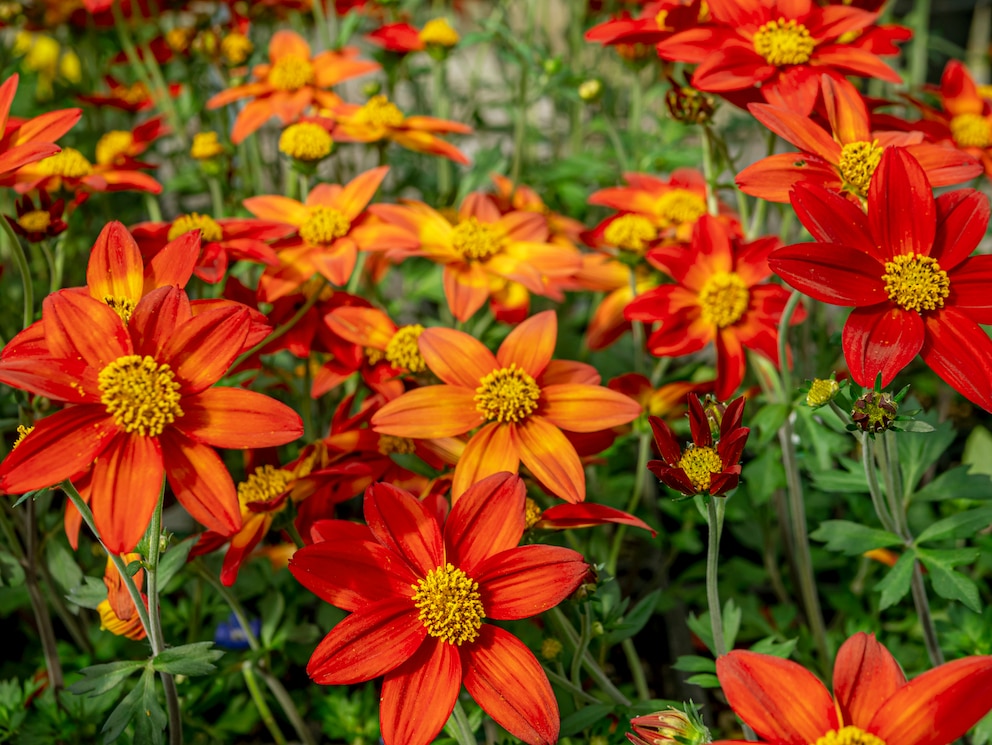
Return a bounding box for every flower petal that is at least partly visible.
[373,386,483,438]
[517,417,585,503]
[920,308,992,412]
[44,290,131,369]
[445,472,526,573]
[497,310,556,378]
[541,384,641,432]
[868,148,935,260]
[833,632,907,729]
[160,431,241,536]
[90,434,164,554]
[475,544,587,620]
[790,182,877,257]
[931,189,990,271]
[842,306,923,388]
[380,639,461,745]
[770,244,887,306]
[86,221,145,309]
[364,482,443,577]
[159,302,250,394]
[451,422,521,500]
[175,388,303,448]
[419,326,497,388]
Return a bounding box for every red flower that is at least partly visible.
[769,147,992,411]
[717,631,992,745]
[289,472,589,745]
[0,73,81,178]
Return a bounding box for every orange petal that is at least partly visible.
[159,303,250,393]
[144,230,198,291]
[445,472,526,572]
[451,423,520,500]
[373,386,483,438]
[176,388,303,448]
[86,222,145,306]
[44,290,131,370]
[517,417,585,503]
[381,639,461,745]
[242,194,308,226]
[443,263,490,322]
[363,482,443,577]
[541,383,641,433]
[418,326,497,388]
[476,544,588,621]
[833,632,906,729]
[160,431,241,536]
[268,29,311,62]
[90,434,164,554]
[497,310,556,378]
[335,166,389,221]
[324,306,395,348]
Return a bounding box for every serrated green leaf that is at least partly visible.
[151,642,223,676]
[45,537,83,593]
[156,538,195,590]
[895,420,935,433]
[605,589,661,645]
[748,637,798,658]
[672,655,715,673]
[913,467,992,502]
[69,660,147,697]
[685,673,720,688]
[133,667,166,745]
[0,548,25,587]
[560,703,615,737]
[917,549,981,612]
[101,670,146,743]
[875,550,915,610]
[916,507,992,544]
[67,576,108,609]
[723,599,742,650]
[810,520,902,555]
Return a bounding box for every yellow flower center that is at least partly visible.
[220,32,253,65]
[37,147,92,178]
[541,637,564,660]
[452,217,504,261]
[17,210,51,233]
[354,95,405,129]
[677,446,724,492]
[98,355,184,437]
[377,434,416,455]
[603,214,657,253]
[269,55,314,91]
[411,563,485,646]
[882,253,950,312]
[299,206,351,246]
[168,212,224,242]
[418,17,460,47]
[950,113,991,149]
[165,27,193,53]
[752,18,815,66]
[475,364,541,423]
[191,131,224,160]
[95,130,134,166]
[113,81,150,105]
[656,189,707,226]
[811,726,887,745]
[698,271,750,328]
[806,378,840,408]
[838,140,884,195]
[365,346,386,364]
[385,324,426,373]
[103,295,137,324]
[524,497,543,529]
[279,122,333,162]
[237,464,293,506]
[12,424,33,449]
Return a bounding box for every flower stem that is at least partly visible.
[606,428,651,576]
[1,212,34,328]
[910,561,945,667]
[311,0,332,51]
[700,125,720,216]
[432,59,453,205]
[861,434,898,534]
[449,699,476,745]
[705,497,726,656]
[548,606,631,706]
[242,661,288,745]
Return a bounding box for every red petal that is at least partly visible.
[90,435,164,554]
[364,482,443,577]
[475,545,587,620]
[947,257,992,324]
[176,388,303,448]
[868,148,935,260]
[790,182,877,258]
[920,308,992,413]
[160,432,241,536]
[842,306,923,388]
[769,244,887,306]
[538,503,656,535]
[833,632,907,729]
[444,472,526,574]
[159,302,250,393]
[86,221,144,309]
[380,639,461,745]
[44,290,131,369]
[931,189,990,271]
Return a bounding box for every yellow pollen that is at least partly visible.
[113,81,150,105]
[655,10,670,29]
[220,32,253,65]
[411,563,485,646]
[475,363,541,423]
[656,189,707,226]
[168,213,224,242]
[237,464,293,506]
[299,206,351,245]
[269,55,314,91]
[279,122,333,162]
[418,18,460,47]
[603,214,657,252]
[452,217,504,261]
[752,18,815,66]
[98,355,184,437]
[190,131,224,160]
[806,378,840,408]
[12,424,33,449]
[103,295,137,324]
[882,253,950,312]
[354,95,405,129]
[838,140,884,195]
[541,637,563,660]
[377,434,416,455]
[165,27,193,53]
[385,324,426,373]
[811,726,887,745]
[37,147,92,178]
[365,346,386,364]
[950,113,991,149]
[524,497,543,529]
[698,271,750,328]
[17,210,51,233]
[677,446,724,492]
[95,130,134,166]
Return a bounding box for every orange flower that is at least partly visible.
[372,193,582,322]
[324,305,428,380]
[330,94,472,164]
[206,30,379,144]
[372,310,641,501]
[489,174,585,248]
[77,75,181,113]
[97,553,147,641]
[0,73,81,178]
[244,166,417,300]
[0,286,303,553]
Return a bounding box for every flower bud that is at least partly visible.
[807,378,840,408]
[578,78,603,102]
[628,708,711,745]
[851,389,898,433]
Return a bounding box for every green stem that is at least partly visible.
[38,239,57,295]
[207,176,225,220]
[346,250,368,294]
[910,561,945,666]
[705,497,726,656]
[286,522,305,550]
[144,192,163,223]
[777,290,802,395]
[312,0,332,51]
[606,429,651,576]
[449,699,476,745]
[861,434,898,535]
[231,281,327,371]
[747,130,776,239]
[600,111,631,173]
[621,638,650,701]
[432,59,453,204]
[543,668,601,705]
[2,212,34,328]
[908,0,931,89]
[510,52,529,187]
[242,662,288,745]
[700,125,719,216]
[548,607,631,706]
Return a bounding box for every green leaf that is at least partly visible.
[672,655,715,673]
[101,673,144,743]
[133,667,166,745]
[749,403,790,448]
[156,538,195,590]
[0,548,25,587]
[898,412,955,490]
[67,576,108,610]
[913,467,992,502]
[963,426,992,477]
[875,550,915,610]
[685,673,720,688]
[69,660,147,697]
[810,470,871,494]
[748,637,798,658]
[916,506,992,544]
[723,599,742,650]
[605,589,662,645]
[45,537,83,594]
[895,420,935,433]
[560,703,615,737]
[810,520,902,555]
[151,642,223,677]
[917,549,982,612]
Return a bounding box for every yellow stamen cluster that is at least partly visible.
[37,147,92,178]
[168,212,224,242]
[365,346,386,364]
[279,122,333,162]
[806,378,840,408]
[752,18,815,66]
[452,217,504,261]
[418,18,460,48]
[656,189,707,226]
[603,214,657,253]
[165,27,194,53]
[698,271,750,328]
[950,113,991,149]
[385,324,426,373]
[17,210,51,233]
[95,130,134,166]
[354,95,405,129]
[269,55,314,91]
[412,563,485,646]
[237,464,293,506]
[882,253,950,312]
[812,726,887,745]
[98,355,184,437]
[190,131,225,160]
[299,206,351,246]
[839,140,884,195]
[475,364,541,423]
[220,32,253,66]
[103,295,137,324]
[12,424,33,449]
[540,637,563,661]
[113,81,150,106]
[524,497,543,529]
[377,435,416,456]
[677,446,724,493]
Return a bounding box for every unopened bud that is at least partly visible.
[806,378,839,408]
[628,708,711,745]
[851,389,898,433]
[578,78,603,102]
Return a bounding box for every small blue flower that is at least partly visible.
[214,612,261,651]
